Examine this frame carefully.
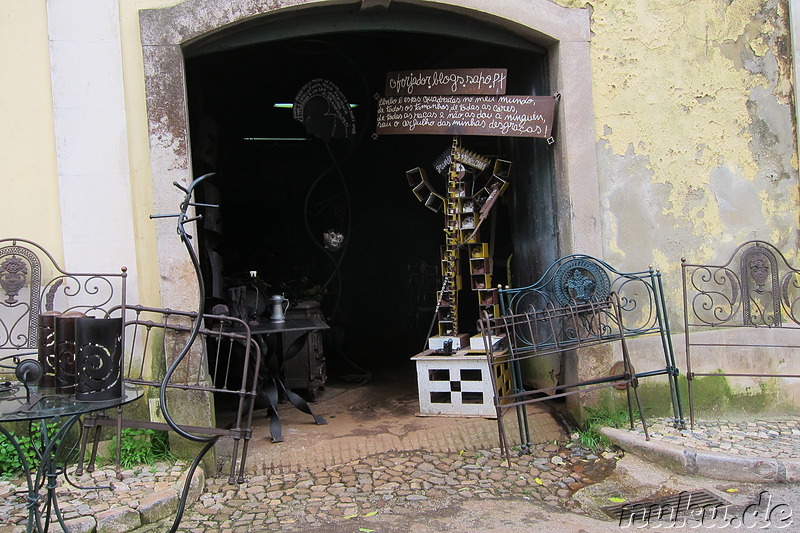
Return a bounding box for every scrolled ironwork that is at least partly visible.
[780,270,800,325]
[0,238,127,361]
[612,274,658,330]
[0,307,31,349]
[681,240,800,428]
[498,253,683,428]
[43,274,116,316]
[502,255,667,337]
[148,173,221,533]
[150,173,219,445]
[686,266,740,326]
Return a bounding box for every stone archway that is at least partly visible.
[139,0,601,311]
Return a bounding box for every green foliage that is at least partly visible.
[584,405,633,429]
[0,435,29,475]
[0,422,58,477]
[576,405,635,452]
[578,429,603,450]
[107,428,175,469]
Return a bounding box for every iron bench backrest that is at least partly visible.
[0,237,126,380]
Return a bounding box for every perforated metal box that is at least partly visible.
[411,350,511,417]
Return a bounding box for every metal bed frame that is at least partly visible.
[495,254,684,427]
[479,291,650,464]
[681,240,800,428]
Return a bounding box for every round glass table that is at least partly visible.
[0,382,143,532]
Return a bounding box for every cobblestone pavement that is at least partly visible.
[0,462,190,532]
[172,442,620,533]
[3,412,799,532]
[0,438,622,533]
[168,440,619,532]
[623,416,800,458]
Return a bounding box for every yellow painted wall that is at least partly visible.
[0,1,63,258]
[555,0,799,321]
[3,0,796,318]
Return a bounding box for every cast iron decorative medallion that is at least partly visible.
[553,259,611,306]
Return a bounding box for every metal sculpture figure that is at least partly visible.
[406,136,511,346]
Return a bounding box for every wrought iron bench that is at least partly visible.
[681,240,800,427]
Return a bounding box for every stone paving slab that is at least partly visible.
[623,416,800,458]
[603,416,800,483]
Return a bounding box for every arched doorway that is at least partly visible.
[140,0,601,408]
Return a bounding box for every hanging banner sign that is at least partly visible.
[385,68,508,96]
[375,94,558,139]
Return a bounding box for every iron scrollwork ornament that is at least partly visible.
[0,256,28,304]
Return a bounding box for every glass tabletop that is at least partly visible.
[0,382,143,422]
[228,316,329,336]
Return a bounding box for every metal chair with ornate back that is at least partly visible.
[0,238,127,396]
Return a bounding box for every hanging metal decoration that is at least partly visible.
[294,78,357,144]
[323,229,345,251]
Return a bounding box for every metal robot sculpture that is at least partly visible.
[406,136,511,350]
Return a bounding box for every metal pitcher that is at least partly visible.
[269,294,289,323]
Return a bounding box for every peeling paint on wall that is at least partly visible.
[557,0,799,328]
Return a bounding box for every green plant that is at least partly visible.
[578,430,602,450]
[0,434,29,475]
[0,421,59,476]
[107,428,175,469]
[576,405,636,452]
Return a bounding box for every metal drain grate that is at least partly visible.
[603,489,730,524]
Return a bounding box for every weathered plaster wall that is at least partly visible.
[556,0,800,333]
[118,0,184,309]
